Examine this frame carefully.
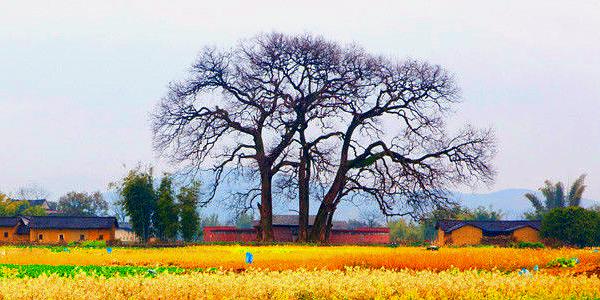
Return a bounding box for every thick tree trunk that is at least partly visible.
[297,149,310,242]
[308,169,347,243]
[259,170,274,242]
[308,123,357,243]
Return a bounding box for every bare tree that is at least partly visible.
[153,33,366,241]
[303,58,496,242]
[12,183,51,200]
[154,32,495,243]
[359,209,384,228]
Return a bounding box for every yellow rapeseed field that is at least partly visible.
[1,245,599,299]
[0,268,598,299]
[0,245,598,271]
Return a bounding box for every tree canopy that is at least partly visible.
[0,194,47,216]
[178,181,201,242]
[115,167,157,242]
[154,174,179,241]
[57,191,108,216]
[524,174,586,219]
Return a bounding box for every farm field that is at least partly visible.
[0,245,598,299]
[0,245,598,271]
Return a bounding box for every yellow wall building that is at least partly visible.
[0,216,117,244]
[436,220,542,246]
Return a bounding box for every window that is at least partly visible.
[38,234,43,241]
[59,234,64,241]
[98,234,104,240]
[79,234,85,241]
[3,232,7,238]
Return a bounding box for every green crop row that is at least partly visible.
[0,264,193,278]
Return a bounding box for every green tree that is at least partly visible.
[57,191,108,216]
[541,207,600,247]
[0,194,47,216]
[154,174,179,241]
[524,174,586,219]
[388,219,424,243]
[201,213,220,227]
[467,206,503,221]
[20,205,47,216]
[234,212,253,229]
[178,182,201,242]
[115,167,157,242]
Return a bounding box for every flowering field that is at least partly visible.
[0,268,599,299]
[0,245,599,299]
[0,245,598,271]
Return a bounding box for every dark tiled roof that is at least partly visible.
[27,216,118,229]
[117,222,133,231]
[436,220,541,234]
[0,217,20,227]
[252,215,348,229]
[47,202,58,210]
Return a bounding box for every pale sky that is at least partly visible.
[1,0,599,201]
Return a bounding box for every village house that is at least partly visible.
[0,216,118,243]
[435,220,541,246]
[204,215,390,244]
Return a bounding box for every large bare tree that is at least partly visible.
[154,32,495,243]
[153,33,368,241]
[305,59,496,242]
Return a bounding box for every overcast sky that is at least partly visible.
[1,0,599,201]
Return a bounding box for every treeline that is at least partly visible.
[111,167,201,242]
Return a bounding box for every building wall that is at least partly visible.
[273,227,294,242]
[29,228,115,243]
[115,229,140,243]
[203,227,256,242]
[329,228,390,244]
[436,228,446,246]
[446,225,483,245]
[0,226,17,242]
[0,225,29,242]
[512,226,540,243]
[0,226,16,242]
[203,226,390,244]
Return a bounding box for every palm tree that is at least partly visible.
[524,174,586,218]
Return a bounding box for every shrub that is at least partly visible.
[78,241,107,248]
[547,257,579,268]
[541,207,600,247]
[510,241,545,249]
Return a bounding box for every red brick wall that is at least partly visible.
[203,227,256,242]
[273,227,294,242]
[329,228,390,245]
[203,226,390,244]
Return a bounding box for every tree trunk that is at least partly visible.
[308,169,347,243]
[298,148,310,242]
[259,170,274,242]
[308,123,357,243]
